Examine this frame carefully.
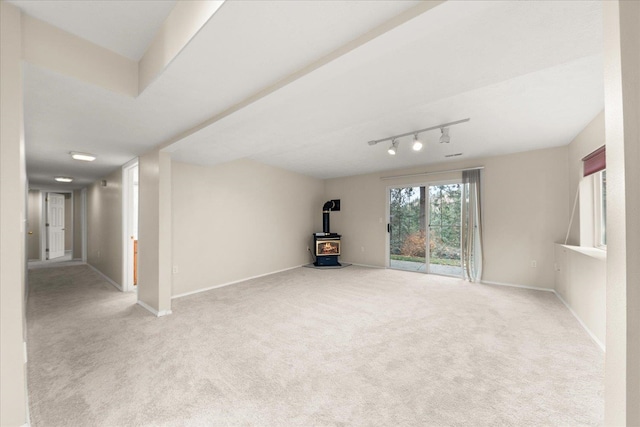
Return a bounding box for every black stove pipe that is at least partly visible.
[322,200,340,234]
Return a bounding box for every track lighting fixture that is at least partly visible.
[412,134,423,151]
[388,139,398,155]
[367,118,469,156]
[439,127,450,144]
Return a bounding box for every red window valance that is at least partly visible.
[583,146,606,177]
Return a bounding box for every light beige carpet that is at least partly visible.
[27,264,603,426]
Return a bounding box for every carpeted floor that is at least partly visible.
[27,264,604,426]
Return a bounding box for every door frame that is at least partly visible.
[46,192,66,259]
[39,189,74,261]
[122,158,139,292]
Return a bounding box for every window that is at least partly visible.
[581,145,606,249]
[594,169,606,249]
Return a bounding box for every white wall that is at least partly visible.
[137,149,172,314]
[27,189,41,260]
[171,158,325,296]
[73,189,83,260]
[566,111,605,246]
[0,2,28,425]
[554,111,607,351]
[554,244,606,348]
[64,193,72,251]
[603,1,640,424]
[22,14,137,96]
[86,169,123,287]
[325,146,569,289]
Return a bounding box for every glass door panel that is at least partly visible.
[389,186,426,272]
[428,184,462,277]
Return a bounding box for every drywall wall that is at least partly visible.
[139,1,223,92]
[555,111,607,353]
[0,2,28,425]
[22,14,137,96]
[138,150,172,314]
[171,158,325,296]
[73,189,83,260]
[86,169,123,287]
[566,111,605,246]
[27,189,41,260]
[325,146,569,289]
[603,1,640,424]
[64,193,72,251]
[554,244,605,348]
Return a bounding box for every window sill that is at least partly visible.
[559,244,607,261]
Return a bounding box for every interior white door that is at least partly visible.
[48,193,65,259]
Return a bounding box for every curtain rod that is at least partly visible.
[380,166,484,181]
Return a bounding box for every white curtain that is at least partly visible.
[461,169,483,282]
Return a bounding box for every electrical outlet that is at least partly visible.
[361,246,365,252]
[172,266,179,274]
[531,260,537,268]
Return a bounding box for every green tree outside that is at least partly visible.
[390,184,461,266]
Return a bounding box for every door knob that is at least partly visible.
[28,231,33,235]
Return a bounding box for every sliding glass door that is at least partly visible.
[389,183,462,277]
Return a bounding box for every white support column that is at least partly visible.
[0,1,28,425]
[137,149,172,316]
[603,1,640,425]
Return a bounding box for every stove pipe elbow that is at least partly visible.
[322,200,340,234]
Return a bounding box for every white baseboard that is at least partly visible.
[350,262,385,269]
[480,279,555,293]
[552,291,605,352]
[172,265,304,300]
[137,300,172,317]
[87,264,122,291]
[481,279,604,352]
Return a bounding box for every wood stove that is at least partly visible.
[313,200,341,267]
[314,234,341,266]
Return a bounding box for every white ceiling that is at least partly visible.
[14,0,604,188]
[7,0,177,60]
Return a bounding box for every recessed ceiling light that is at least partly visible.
[70,152,96,162]
[54,176,74,183]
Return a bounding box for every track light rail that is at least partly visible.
[367,118,470,146]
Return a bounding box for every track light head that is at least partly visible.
[439,127,450,144]
[388,139,398,155]
[412,134,423,151]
